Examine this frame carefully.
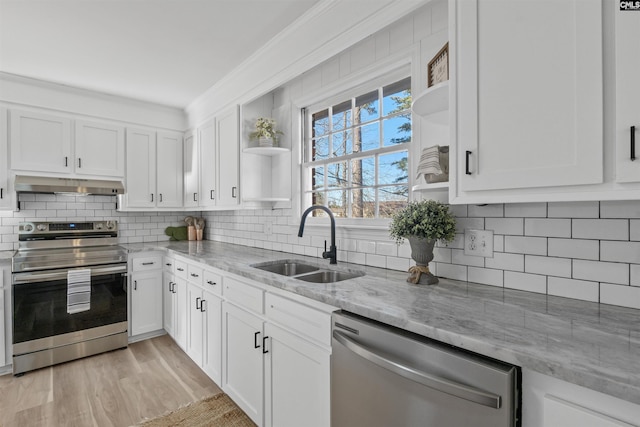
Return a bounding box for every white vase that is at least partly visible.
[258,137,274,147]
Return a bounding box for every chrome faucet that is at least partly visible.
[298,205,337,264]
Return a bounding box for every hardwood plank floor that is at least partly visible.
[0,335,222,427]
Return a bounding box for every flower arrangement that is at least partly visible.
[389,200,456,244]
[249,117,283,141]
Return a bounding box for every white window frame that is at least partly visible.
[299,66,413,229]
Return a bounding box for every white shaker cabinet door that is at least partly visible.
[183,130,199,208]
[0,108,11,210]
[199,119,217,208]
[10,109,72,174]
[544,395,636,427]
[74,120,125,178]
[202,290,222,385]
[453,0,603,195]
[156,131,183,208]
[216,106,240,207]
[125,128,156,208]
[614,3,640,183]
[130,270,163,336]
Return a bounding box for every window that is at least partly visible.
[302,76,411,219]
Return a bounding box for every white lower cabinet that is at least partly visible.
[222,301,265,425]
[264,322,330,427]
[129,254,163,337]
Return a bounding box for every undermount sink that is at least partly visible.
[251,259,364,283]
[252,260,319,276]
[295,270,364,283]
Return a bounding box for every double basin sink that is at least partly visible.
[252,259,364,283]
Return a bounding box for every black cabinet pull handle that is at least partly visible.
[210,190,215,200]
[166,263,172,266]
[177,267,184,272]
[193,193,198,202]
[0,188,3,199]
[207,280,216,286]
[64,156,68,167]
[262,336,269,354]
[465,151,472,175]
[134,280,137,290]
[151,193,154,202]
[159,193,163,202]
[631,126,636,161]
[78,158,82,168]
[142,261,154,266]
[190,273,199,277]
[232,186,237,198]
[200,299,206,312]
[254,331,260,348]
[195,297,201,310]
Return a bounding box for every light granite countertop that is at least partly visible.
[130,240,640,405]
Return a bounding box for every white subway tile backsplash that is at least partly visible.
[548,201,599,218]
[525,255,571,278]
[505,203,547,218]
[468,204,504,218]
[485,218,523,236]
[601,241,640,264]
[573,259,629,285]
[387,256,410,272]
[600,283,640,309]
[485,252,524,272]
[456,217,484,232]
[504,271,547,293]
[451,249,485,267]
[525,218,571,238]
[433,247,452,263]
[468,267,503,287]
[505,236,547,255]
[548,277,599,302]
[572,219,629,241]
[436,263,467,281]
[366,254,386,268]
[357,240,377,254]
[631,264,640,287]
[376,242,398,257]
[548,238,599,260]
[600,200,640,218]
[494,235,504,252]
[630,220,640,241]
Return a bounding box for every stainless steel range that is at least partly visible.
[11,221,128,375]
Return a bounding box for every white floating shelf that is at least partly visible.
[243,146,290,156]
[411,182,449,192]
[411,81,449,118]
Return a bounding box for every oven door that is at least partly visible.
[12,264,127,354]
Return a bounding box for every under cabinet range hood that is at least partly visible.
[14,175,125,196]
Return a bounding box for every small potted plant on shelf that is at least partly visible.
[249,117,283,147]
[390,200,456,285]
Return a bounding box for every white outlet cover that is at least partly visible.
[464,229,494,257]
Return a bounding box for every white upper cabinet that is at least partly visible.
[183,130,199,208]
[0,108,11,210]
[451,0,603,200]
[10,110,72,174]
[199,119,217,208]
[614,4,640,183]
[216,106,240,207]
[156,131,184,208]
[125,128,156,208]
[10,110,125,178]
[74,120,125,177]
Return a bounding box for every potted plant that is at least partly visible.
[389,200,456,285]
[249,117,283,147]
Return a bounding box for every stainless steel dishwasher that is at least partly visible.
[331,311,521,427]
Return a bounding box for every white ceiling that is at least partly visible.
[0,0,320,109]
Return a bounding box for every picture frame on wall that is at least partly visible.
[427,43,449,87]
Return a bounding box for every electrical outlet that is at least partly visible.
[464,229,494,257]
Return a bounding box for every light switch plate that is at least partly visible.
[464,229,494,257]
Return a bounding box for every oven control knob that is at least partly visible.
[37,224,48,231]
[95,223,104,230]
[106,221,115,230]
[23,223,34,232]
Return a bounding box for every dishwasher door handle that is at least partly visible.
[333,330,502,409]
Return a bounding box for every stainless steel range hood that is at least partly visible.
[14,175,125,196]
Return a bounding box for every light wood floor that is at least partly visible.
[0,334,222,427]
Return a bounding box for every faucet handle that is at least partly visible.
[324,240,327,253]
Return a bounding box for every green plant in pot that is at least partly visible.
[249,117,283,147]
[390,200,456,285]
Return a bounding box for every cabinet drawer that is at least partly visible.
[203,269,222,296]
[131,256,162,272]
[187,264,203,285]
[265,293,331,347]
[174,260,187,279]
[163,257,175,272]
[224,276,264,314]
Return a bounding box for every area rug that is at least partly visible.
[136,393,256,427]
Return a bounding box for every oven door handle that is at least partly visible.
[13,264,128,284]
[332,330,502,409]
